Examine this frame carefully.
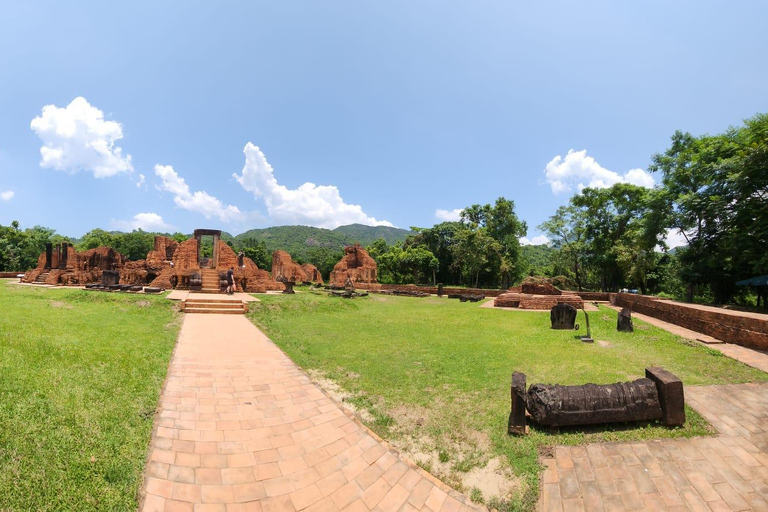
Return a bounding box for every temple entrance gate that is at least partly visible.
[193,229,221,269]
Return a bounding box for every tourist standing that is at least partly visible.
[226,267,236,295]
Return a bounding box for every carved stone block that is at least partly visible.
[551,303,577,329]
[646,367,685,427]
[617,308,634,332]
[508,372,527,435]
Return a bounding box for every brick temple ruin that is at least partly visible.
[271,250,323,284]
[329,243,378,286]
[494,276,584,309]
[22,230,319,293]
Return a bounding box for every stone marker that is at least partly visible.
[282,281,296,294]
[102,270,120,287]
[437,283,443,297]
[617,307,633,332]
[646,367,685,427]
[508,372,527,435]
[550,303,577,329]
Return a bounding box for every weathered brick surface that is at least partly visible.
[355,283,508,297]
[301,263,324,284]
[614,293,768,351]
[330,244,378,285]
[271,250,308,283]
[494,292,584,309]
[570,291,611,301]
[217,241,282,292]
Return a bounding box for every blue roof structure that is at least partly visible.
[736,275,768,287]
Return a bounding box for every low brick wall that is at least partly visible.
[0,271,22,278]
[570,291,611,302]
[613,293,768,351]
[495,292,584,310]
[355,283,507,297]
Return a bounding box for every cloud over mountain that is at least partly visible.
[233,143,392,229]
[155,164,242,223]
[30,97,133,178]
[112,212,173,231]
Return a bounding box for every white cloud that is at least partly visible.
[435,208,462,222]
[112,212,174,232]
[30,97,133,178]
[664,228,689,250]
[544,149,654,194]
[0,190,13,201]
[520,235,550,246]
[233,143,392,229]
[155,164,242,223]
[136,173,145,188]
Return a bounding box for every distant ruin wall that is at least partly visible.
[495,292,584,309]
[613,293,768,351]
[570,291,611,302]
[0,272,20,278]
[355,283,507,297]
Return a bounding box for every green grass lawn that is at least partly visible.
[0,281,180,511]
[248,292,768,511]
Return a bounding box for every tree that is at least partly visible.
[650,113,768,303]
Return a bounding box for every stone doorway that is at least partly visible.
[194,229,221,269]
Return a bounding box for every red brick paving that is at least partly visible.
[140,314,481,511]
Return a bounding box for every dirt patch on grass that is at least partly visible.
[50,300,72,309]
[307,369,373,422]
[135,300,151,308]
[385,402,519,503]
[597,340,612,347]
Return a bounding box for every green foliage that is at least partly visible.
[0,222,64,271]
[403,197,527,288]
[540,185,668,293]
[0,282,179,510]
[520,244,555,277]
[366,240,438,284]
[650,113,768,303]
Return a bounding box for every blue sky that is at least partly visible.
[1,1,766,244]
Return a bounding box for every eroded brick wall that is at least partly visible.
[613,293,768,351]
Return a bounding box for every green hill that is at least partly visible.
[332,224,413,246]
[521,243,555,276]
[233,224,412,262]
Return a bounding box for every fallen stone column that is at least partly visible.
[508,367,684,433]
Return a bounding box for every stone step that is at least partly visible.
[183,307,245,314]
[185,301,243,308]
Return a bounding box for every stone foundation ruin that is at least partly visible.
[329,243,378,286]
[23,230,286,293]
[494,276,584,310]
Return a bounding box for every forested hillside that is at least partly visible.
[233,224,412,260]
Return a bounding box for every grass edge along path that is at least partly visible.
[0,282,180,511]
[247,292,768,511]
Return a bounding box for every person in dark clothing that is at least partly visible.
[226,267,236,295]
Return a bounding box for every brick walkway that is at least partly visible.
[539,382,768,511]
[140,314,481,512]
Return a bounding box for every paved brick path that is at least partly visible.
[539,382,768,511]
[140,314,481,512]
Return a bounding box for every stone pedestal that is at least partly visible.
[508,372,527,435]
[102,270,120,287]
[617,308,634,332]
[551,303,577,329]
[646,367,685,427]
[282,281,296,294]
